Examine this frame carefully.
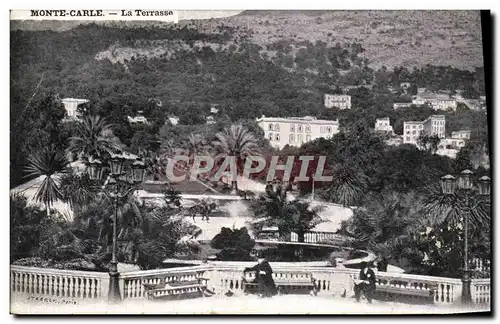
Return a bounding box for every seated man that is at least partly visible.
[243,258,278,298]
[354,261,377,303]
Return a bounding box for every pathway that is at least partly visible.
[10,295,490,315]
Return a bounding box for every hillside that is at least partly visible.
[11,10,484,70]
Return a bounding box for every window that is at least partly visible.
[290,124,295,132]
[306,125,311,133]
[412,125,416,129]
[289,134,294,143]
[406,131,410,135]
[269,124,273,131]
[275,124,280,131]
[298,134,303,143]
[327,126,331,133]
[268,133,273,141]
[306,135,311,142]
[412,130,416,135]
[275,134,280,141]
[406,136,410,142]
[298,125,303,132]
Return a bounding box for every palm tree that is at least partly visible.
[67,115,119,161]
[24,147,69,216]
[212,124,261,192]
[59,172,97,213]
[253,185,325,242]
[423,184,490,231]
[327,164,367,207]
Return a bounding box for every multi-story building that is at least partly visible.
[451,130,471,140]
[324,94,351,110]
[374,117,394,134]
[256,115,340,149]
[61,98,89,120]
[403,115,446,146]
[412,92,457,111]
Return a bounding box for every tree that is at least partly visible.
[67,115,119,161]
[211,227,255,261]
[59,172,97,212]
[24,147,69,216]
[252,185,325,242]
[212,124,261,191]
[10,193,48,261]
[326,164,367,207]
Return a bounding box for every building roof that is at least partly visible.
[257,115,339,125]
[61,98,89,103]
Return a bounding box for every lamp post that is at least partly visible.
[439,170,490,305]
[87,153,146,303]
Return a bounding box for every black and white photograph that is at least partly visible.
[8,8,492,315]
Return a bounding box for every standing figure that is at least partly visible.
[243,258,278,298]
[354,261,377,303]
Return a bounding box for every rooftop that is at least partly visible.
[257,115,339,125]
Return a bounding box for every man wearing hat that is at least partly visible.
[354,261,377,303]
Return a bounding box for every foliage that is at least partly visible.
[67,115,119,161]
[212,124,261,190]
[252,186,325,242]
[24,147,69,215]
[211,227,255,261]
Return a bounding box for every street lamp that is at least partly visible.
[87,152,146,303]
[439,170,491,305]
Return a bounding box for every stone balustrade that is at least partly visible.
[10,265,109,303]
[471,279,490,305]
[10,263,490,307]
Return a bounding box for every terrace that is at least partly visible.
[10,263,490,314]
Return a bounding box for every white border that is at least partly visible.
[2,1,498,323]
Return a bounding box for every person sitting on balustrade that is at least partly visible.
[354,261,377,303]
[243,257,277,298]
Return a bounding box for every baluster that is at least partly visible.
[131,280,137,298]
[83,277,89,299]
[11,271,16,293]
[44,275,50,296]
[67,277,74,298]
[63,276,69,297]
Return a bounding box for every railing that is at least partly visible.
[10,263,490,306]
[10,265,108,303]
[290,231,351,244]
[471,279,491,304]
[371,272,462,304]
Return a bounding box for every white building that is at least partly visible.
[168,116,180,125]
[128,111,149,124]
[374,117,394,134]
[256,115,340,149]
[439,138,466,150]
[393,103,412,110]
[324,94,351,110]
[412,92,457,111]
[403,115,446,146]
[451,130,471,140]
[61,98,89,120]
[385,136,403,147]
